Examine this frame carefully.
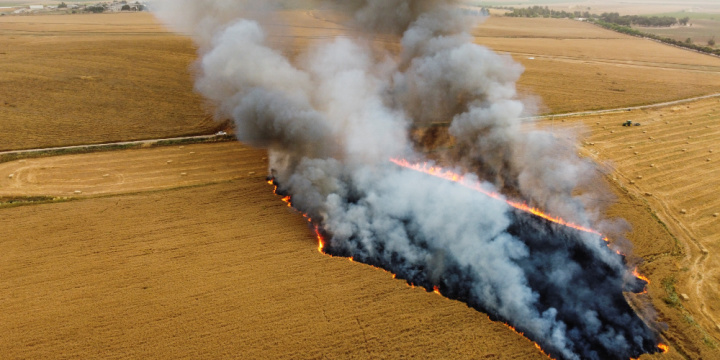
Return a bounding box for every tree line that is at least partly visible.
[592,20,720,56]
[504,6,688,28]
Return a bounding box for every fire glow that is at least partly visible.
[390,158,602,236]
[267,157,662,359]
[390,158,653,288]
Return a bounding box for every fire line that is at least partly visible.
[267,158,665,358]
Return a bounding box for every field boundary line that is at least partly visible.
[0,134,235,160]
[528,93,720,120]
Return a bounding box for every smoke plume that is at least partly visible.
[153,1,660,359]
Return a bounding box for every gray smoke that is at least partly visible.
[153,1,659,359]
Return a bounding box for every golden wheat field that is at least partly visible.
[2,8,720,360]
[0,13,216,151]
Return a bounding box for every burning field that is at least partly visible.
[150,1,673,359]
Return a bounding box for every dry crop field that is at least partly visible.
[0,13,216,151]
[2,8,720,360]
[469,16,720,114]
[533,97,720,359]
[0,143,548,360]
[478,0,720,16]
[4,10,720,152]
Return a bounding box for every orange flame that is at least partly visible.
[433,286,442,296]
[315,227,325,254]
[633,267,650,284]
[658,343,669,353]
[390,158,602,236]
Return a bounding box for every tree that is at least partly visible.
[709,38,716,46]
[685,37,693,44]
[121,4,131,11]
[58,2,67,8]
[86,6,104,13]
[679,17,690,26]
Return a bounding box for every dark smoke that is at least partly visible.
[153,1,661,359]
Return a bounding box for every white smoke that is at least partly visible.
[153,1,658,359]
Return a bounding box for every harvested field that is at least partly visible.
[4,11,720,151]
[3,7,720,360]
[0,143,547,359]
[534,97,720,359]
[0,142,256,198]
[471,16,720,114]
[302,10,720,114]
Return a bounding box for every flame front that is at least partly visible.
[390,158,602,235]
[267,166,656,360]
[315,227,325,253]
[633,267,650,284]
[658,343,669,353]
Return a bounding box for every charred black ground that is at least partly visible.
[271,173,660,360]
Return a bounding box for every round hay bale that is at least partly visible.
[629,180,635,184]
[103,174,110,177]
[707,158,712,162]
[630,146,635,149]
[644,192,653,196]
[680,209,687,214]
[8,174,14,179]
[712,213,718,218]
[189,151,196,154]
[74,190,82,194]
[637,175,643,179]
[643,130,647,133]
[166,160,173,164]
[680,293,689,301]
[248,171,256,175]
[634,151,639,155]
[180,172,188,176]
[610,130,615,134]
[709,149,714,153]
[650,164,655,167]
[179,146,185,149]
[649,137,654,140]
[589,142,595,145]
